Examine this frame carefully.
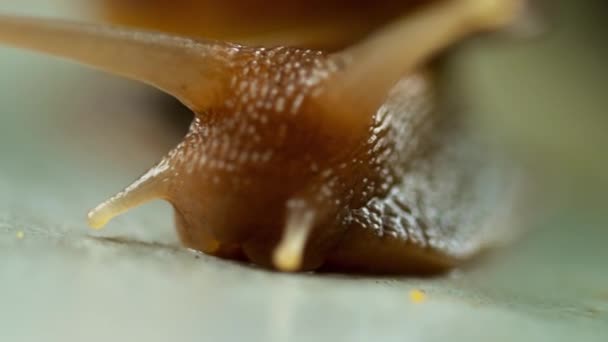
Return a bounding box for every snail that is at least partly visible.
[98,0,431,49]
[0,0,523,273]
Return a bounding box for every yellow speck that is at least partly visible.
[16,231,25,239]
[409,289,427,304]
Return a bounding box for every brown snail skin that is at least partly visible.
[0,0,521,273]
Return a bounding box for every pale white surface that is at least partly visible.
[0,1,607,341]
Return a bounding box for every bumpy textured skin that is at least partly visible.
[149,46,510,273]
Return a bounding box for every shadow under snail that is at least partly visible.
[0,0,525,274]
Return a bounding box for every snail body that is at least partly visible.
[0,0,521,273]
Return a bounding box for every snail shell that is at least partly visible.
[0,0,522,273]
[99,0,431,49]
